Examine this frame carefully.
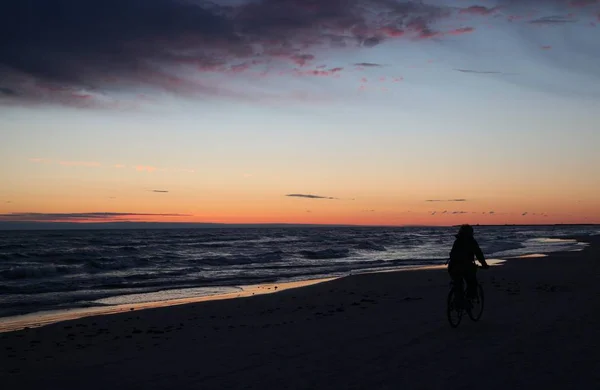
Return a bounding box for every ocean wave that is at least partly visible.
[119,246,140,252]
[85,257,149,271]
[0,243,28,251]
[355,241,387,251]
[0,264,77,280]
[194,251,284,266]
[191,242,234,248]
[299,248,350,260]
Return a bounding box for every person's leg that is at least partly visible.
[464,265,478,299]
[449,266,465,307]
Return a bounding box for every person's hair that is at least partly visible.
[457,224,474,237]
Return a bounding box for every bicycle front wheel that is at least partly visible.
[467,284,484,321]
[447,289,462,328]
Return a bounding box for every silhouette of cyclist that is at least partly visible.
[448,224,489,307]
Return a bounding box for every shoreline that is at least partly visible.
[0,278,336,333]
[0,263,452,333]
[0,260,516,333]
[0,239,586,333]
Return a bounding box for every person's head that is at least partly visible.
[456,224,474,238]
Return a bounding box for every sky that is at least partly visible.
[1,0,600,226]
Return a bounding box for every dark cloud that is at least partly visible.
[0,212,190,221]
[151,190,169,193]
[425,199,467,202]
[362,37,382,47]
[452,211,468,214]
[0,0,451,106]
[286,194,338,200]
[528,16,578,24]
[354,62,384,67]
[454,69,503,74]
[522,212,528,216]
[0,87,17,96]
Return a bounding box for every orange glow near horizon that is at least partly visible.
[1,194,598,226]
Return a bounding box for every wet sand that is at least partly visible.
[1,235,599,389]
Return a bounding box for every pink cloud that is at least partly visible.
[406,19,442,39]
[446,27,475,36]
[378,26,405,37]
[135,165,158,173]
[289,54,315,67]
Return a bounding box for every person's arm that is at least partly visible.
[472,238,489,268]
[449,240,458,260]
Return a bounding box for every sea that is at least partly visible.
[0,225,598,318]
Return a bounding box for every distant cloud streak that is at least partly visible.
[286,194,339,200]
[529,16,578,24]
[425,199,467,202]
[0,212,191,222]
[354,63,384,67]
[454,69,506,75]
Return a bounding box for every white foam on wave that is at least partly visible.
[94,286,242,305]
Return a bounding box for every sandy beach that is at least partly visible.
[1,235,599,389]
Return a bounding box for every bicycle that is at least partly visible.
[446,267,485,328]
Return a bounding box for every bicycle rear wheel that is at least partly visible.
[467,284,484,321]
[447,289,462,328]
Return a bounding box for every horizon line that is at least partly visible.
[0,221,598,231]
